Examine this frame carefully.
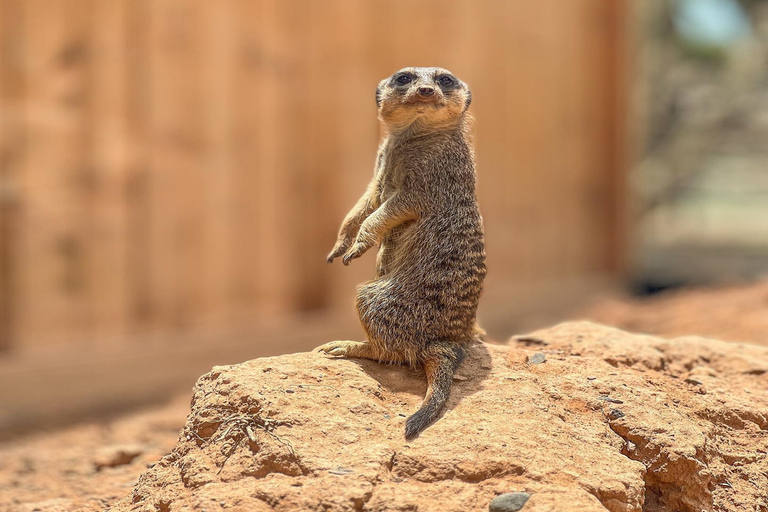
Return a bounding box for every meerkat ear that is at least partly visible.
[464,90,472,110]
[376,85,382,107]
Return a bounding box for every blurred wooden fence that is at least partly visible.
[0,0,629,354]
[0,0,630,434]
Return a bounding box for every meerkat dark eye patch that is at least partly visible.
[437,75,458,89]
[376,86,382,107]
[394,73,414,85]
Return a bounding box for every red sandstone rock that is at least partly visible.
[2,321,766,511]
[99,322,767,512]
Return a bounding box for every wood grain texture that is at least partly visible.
[0,0,630,352]
[0,0,25,352]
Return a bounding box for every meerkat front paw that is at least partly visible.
[342,243,368,265]
[327,241,352,263]
[314,340,366,357]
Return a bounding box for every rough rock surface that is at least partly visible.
[103,322,768,512]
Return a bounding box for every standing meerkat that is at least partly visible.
[315,67,486,439]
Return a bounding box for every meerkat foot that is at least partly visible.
[314,340,371,358]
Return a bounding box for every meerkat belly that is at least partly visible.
[368,214,484,341]
[376,220,416,278]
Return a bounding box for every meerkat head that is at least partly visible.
[376,67,471,132]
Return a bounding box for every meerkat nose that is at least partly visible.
[417,87,435,97]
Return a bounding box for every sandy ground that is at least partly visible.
[0,397,191,512]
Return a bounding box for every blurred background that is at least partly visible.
[0,0,766,437]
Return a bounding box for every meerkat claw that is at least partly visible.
[314,341,344,354]
[342,245,363,265]
[314,340,364,357]
[327,245,347,263]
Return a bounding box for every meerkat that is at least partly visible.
[315,67,486,439]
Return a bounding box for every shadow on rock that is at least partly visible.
[348,340,493,430]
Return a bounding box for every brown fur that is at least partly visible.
[315,67,486,439]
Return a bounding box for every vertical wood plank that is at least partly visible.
[303,0,346,311]
[248,0,306,317]
[227,0,264,326]
[0,0,25,352]
[19,0,95,348]
[87,0,129,345]
[124,0,153,335]
[603,0,631,276]
[552,0,584,278]
[269,0,311,313]
[201,0,235,331]
[325,0,379,311]
[146,0,211,336]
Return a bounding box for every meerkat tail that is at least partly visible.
[404,344,465,440]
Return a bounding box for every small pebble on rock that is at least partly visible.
[684,377,703,386]
[328,467,354,475]
[93,444,144,470]
[489,492,531,512]
[587,376,596,381]
[528,353,546,365]
[608,408,625,420]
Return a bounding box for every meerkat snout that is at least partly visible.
[417,86,435,97]
[376,67,472,131]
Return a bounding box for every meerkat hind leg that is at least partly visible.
[314,340,377,359]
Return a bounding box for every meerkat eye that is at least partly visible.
[395,74,413,85]
[438,76,455,87]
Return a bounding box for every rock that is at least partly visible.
[512,336,547,346]
[90,322,768,512]
[527,352,546,364]
[93,444,144,470]
[607,408,625,420]
[489,492,531,511]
